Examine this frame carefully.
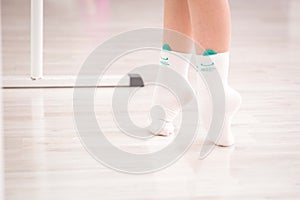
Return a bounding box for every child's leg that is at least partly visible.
[150,0,193,136]
[188,0,241,146]
[188,0,231,53]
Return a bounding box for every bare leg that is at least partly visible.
[188,0,231,53]
[163,0,193,52]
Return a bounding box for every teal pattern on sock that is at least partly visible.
[160,44,171,66]
[162,44,172,51]
[203,49,218,56]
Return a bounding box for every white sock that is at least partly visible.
[149,46,193,136]
[196,51,242,146]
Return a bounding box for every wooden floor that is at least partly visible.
[2,0,300,199]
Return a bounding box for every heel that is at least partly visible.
[211,87,242,147]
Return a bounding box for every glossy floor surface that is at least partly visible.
[2,0,300,199]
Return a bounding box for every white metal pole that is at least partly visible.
[31,0,43,80]
[0,0,4,198]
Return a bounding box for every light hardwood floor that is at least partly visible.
[2,0,300,199]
